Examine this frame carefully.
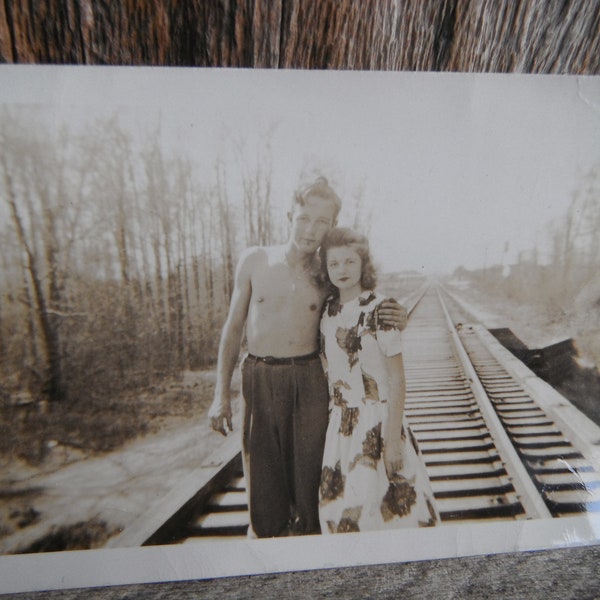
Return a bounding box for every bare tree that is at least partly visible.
[0,110,287,416]
[239,134,275,247]
[215,159,235,301]
[0,122,65,402]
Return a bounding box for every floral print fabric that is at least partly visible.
[319,290,439,533]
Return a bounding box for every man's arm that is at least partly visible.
[208,248,255,436]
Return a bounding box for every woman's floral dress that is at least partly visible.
[319,290,439,534]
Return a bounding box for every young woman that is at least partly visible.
[318,227,439,534]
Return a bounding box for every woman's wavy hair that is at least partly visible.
[319,227,377,295]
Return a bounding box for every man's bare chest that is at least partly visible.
[251,267,324,312]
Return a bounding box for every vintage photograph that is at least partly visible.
[0,67,599,593]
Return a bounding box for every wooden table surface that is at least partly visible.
[1,0,599,72]
[1,1,599,597]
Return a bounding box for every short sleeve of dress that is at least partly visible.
[372,300,403,357]
[377,325,403,357]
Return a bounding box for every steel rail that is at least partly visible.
[107,280,600,546]
[434,287,552,519]
[402,287,529,521]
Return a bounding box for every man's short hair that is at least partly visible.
[292,176,342,221]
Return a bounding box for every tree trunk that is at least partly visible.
[3,169,65,402]
[22,266,41,378]
[216,162,235,301]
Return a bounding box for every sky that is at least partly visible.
[1,66,599,275]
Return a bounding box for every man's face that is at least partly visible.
[289,195,336,254]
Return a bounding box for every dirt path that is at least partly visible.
[0,371,241,555]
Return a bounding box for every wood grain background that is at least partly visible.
[2,0,600,598]
[1,0,599,72]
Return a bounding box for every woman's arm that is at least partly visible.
[383,352,406,478]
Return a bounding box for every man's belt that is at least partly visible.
[246,351,320,365]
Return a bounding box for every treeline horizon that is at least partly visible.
[2,109,599,411]
[455,165,599,302]
[0,111,282,406]
[454,164,600,367]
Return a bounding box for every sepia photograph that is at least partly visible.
[0,66,599,594]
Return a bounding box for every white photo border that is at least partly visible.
[1,65,600,595]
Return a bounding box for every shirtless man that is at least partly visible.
[208,177,406,537]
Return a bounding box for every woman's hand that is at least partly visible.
[384,435,406,480]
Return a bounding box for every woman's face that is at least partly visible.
[326,245,362,296]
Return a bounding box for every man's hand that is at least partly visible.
[208,390,233,436]
[378,298,408,331]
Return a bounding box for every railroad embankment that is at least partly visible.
[445,279,600,426]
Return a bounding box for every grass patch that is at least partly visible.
[19,519,115,553]
[0,371,217,466]
[0,488,42,540]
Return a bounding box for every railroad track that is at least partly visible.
[107,282,600,547]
